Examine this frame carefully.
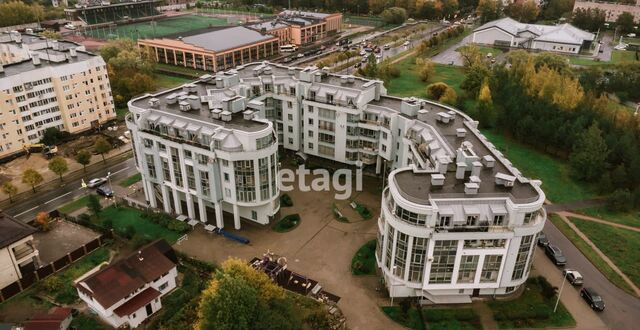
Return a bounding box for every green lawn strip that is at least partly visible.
[387,56,466,98]
[488,277,575,329]
[569,217,640,288]
[273,213,301,232]
[569,50,639,66]
[155,73,193,89]
[0,288,53,314]
[119,173,142,187]
[59,194,93,214]
[47,247,110,304]
[382,306,425,330]
[577,207,640,228]
[548,215,635,295]
[115,107,129,121]
[156,63,209,77]
[481,130,596,203]
[98,206,181,243]
[351,240,377,275]
[422,308,482,330]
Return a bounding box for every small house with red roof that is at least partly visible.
[74,240,178,328]
[23,307,72,330]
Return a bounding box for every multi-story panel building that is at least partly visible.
[0,32,115,159]
[127,62,545,303]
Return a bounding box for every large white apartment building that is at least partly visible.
[127,62,546,302]
[0,32,116,159]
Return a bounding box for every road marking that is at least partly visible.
[14,206,38,217]
[44,191,73,205]
[109,166,130,176]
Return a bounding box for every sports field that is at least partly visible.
[84,15,229,40]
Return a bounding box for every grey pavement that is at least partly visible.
[596,33,613,62]
[543,219,640,329]
[431,34,472,66]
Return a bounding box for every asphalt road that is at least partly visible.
[543,218,640,329]
[3,157,138,222]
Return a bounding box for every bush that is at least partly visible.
[273,214,301,232]
[354,203,373,219]
[42,275,63,292]
[117,224,136,239]
[607,189,633,212]
[280,194,293,207]
[141,210,191,234]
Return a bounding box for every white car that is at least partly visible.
[359,50,366,56]
[87,177,107,188]
[562,269,584,286]
[403,41,410,46]
[296,53,304,58]
[64,23,77,30]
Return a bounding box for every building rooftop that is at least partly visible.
[75,240,177,309]
[181,26,277,53]
[0,213,36,249]
[474,17,595,45]
[0,50,97,77]
[23,307,71,330]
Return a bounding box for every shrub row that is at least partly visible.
[141,210,191,234]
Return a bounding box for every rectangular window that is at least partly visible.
[200,170,210,196]
[394,233,409,279]
[259,157,270,200]
[429,240,458,284]
[457,255,479,283]
[437,216,451,227]
[234,160,256,202]
[145,154,156,179]
[523,211,538,225]
[480,255,503,283]
[511,235,533,280]
[384,226,395,269]
[408,237,427,283]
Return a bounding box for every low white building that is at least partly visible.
[75,240,178,328]
[472,17,595,54]
[0,213,39,291]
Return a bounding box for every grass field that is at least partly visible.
[383,306,481,330]
[481,130,596,203]
[156,73,192,89]
[59,194,93,214]
[548,215,634,295]
[578,207,640,228]
[569,50,639,66]
[84,15,228,40]
[351,240,377,275]
[99,206,181,243]
[387,56,466,98]
[570,217,640,288]
[119,173,142,187]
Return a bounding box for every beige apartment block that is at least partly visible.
[0,32,115,159]
[573,0,640,22]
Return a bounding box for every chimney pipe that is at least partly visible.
[32,53,41,66]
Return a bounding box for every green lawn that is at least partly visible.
[351,240,377,275]
[569,50,639,66]
[46,247,110,304]
[115,107,129,121]
[488,277,575,329]
[119,173,142,187]
[481,130,596,203]
[70,314,105,330]
[387,56,466,98]
[99,206,181,243]
[548,215,635,295]
[156,63,210,77]
[578,207,640,228]
[59,194,93,214]
[383,306,481,330]
[570,217,640,288]
[156,73,192,89]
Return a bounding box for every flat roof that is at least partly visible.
[0,51,96,77]
[182,26,276,53]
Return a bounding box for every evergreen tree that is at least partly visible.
[570,123,609,181]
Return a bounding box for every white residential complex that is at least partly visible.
[127,62,546,302]
[0,32,116,159]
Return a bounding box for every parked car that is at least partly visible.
[87,177,107,188]
[374,47,381,53]
[361,57,368,63]
[359,50,367,56]
[580,287,605,311]
[563,269,584,285]
[383,44,390,50]
[282,57,293,63]
[96,185,114,197]
[364,47,373,53]
[537,232,549,246]
[544,244,567,266]
[296,53,304,58]
[403,40,410,46]
[354,62,362,69]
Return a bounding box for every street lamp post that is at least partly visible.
[554,271,568,313]
[108,171,118,208]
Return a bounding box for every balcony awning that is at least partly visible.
[438,207,454,215]
[172,119,187,129]
[489,204,507,215]
[158,116,173,125]
[186,123,200,133]
[200,127,215,136]
[146,113,160,122]
[463,205,480,215]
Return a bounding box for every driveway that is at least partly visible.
[595,33,613,62]
[175,173,401,330]
[543,219,640,329]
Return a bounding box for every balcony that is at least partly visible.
[13,242,35,261]
[141,129,212,151]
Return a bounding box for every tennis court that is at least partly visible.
[83,15,229,40]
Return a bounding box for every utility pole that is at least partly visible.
[554,272,568,313]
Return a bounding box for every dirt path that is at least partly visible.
[560,211,640,232]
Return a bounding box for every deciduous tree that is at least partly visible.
[476,0,502,23]
[415,57,435,81]
[570,123,608,181]
[94,137,112,163]
[616,12,636,34]
[381,7,408,25]
[504,0,540,23]
[22,169,43,193]
[87,194,102,217]
[75,150,92,172]
[48,156,69,182]
[2,182,18,203]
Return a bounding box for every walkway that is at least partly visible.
[559,211,640,233]
[471,301,497,330]
[544,198,606,213]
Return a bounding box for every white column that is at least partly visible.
[214,201,224,228]
[376,155,382,174]
[145,180,157,208]
[198,197,207,223]
[185,193,195,219]
[172,187,183,215]
[233,203,241,230]
[161,185,172,213]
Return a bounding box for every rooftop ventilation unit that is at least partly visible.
[183,83,197,93]
[32,53,41,66]
[211,108,222,119]
[482,155,495,168]
[469,175,481,184]
[221,110,232,122]
[179,101,191,112]
[456,162,467,180]
[288,67,296,75]
[417,109,429,121]
[69,47,77,57]
[166,94,177,105]
[456,128,467,138]
[263,66,272,75]
[148,97,159,107]
[436,112,452,124]
[495,172,516,187]
[464,182,479,195]
[431,173,445,186]
[471,161,483,177]
[188,95,200,109]
[215,77,224,88]
[243,110,254,120]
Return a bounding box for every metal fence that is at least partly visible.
[0,231,113,303]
